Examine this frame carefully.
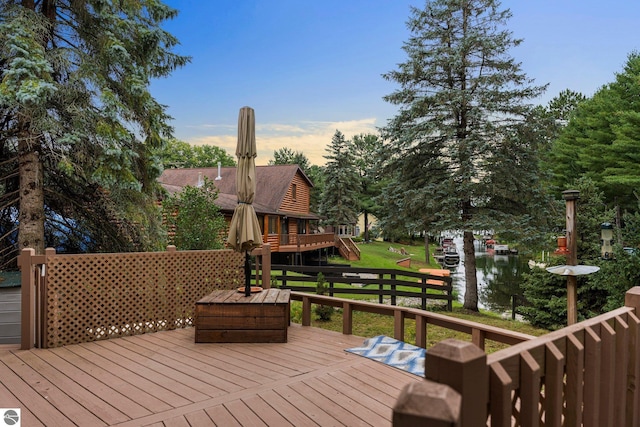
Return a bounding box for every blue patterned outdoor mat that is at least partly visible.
[346,335,425,376]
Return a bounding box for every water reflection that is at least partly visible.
[446,238,527,313]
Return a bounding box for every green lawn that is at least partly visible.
[333,240,441,271]
[285,240,550,352]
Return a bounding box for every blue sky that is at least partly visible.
[150,0,640,166]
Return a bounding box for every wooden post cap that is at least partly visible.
[625,287,640,313]
[425,339,488,425]
[393,381,461,427]
[426,339,487,380]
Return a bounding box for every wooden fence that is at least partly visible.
[273,264,453,311]
[393,286,640,426]
[17,245,271,349]
[291,292,534,350]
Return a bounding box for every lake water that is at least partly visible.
[446,237,528,315]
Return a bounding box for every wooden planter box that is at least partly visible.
[195,288,290,343]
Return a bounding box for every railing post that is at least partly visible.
[17,248,48,349]
[393,381,461,427]
[425,339,488,426]
[302,295,311,326]
[471,328,486,351]
[342,301,353,335]
[415,313,427,348]
[261,244,271,288]
[625,287,640,314]
[621,291,640,424]
[394,309,405,342]
[18,249,36,350]
[391,274,397,306]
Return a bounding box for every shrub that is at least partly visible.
[314,272,335,321]
[162,177,226,250]
[519,264,569,330]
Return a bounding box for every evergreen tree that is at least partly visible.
[305,164,325,215]
[547,89,586,123]
[352,133,384,242]
[268,147,325,214]
[520,178,615,328]
[375,173,410,242]
[548,52,640,214]
[0,1,188,265]
[320,131,360,232]
[382,0,546,310]
[268,147,311,172]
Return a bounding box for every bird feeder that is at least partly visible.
[601,222,613,260]
[554,236,569,255]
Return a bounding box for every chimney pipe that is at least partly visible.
[215,162,222,180]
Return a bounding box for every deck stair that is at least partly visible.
[337,237,360,261]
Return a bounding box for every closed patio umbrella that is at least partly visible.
[227,106,263,296]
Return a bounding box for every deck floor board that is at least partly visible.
[0,324,419,426]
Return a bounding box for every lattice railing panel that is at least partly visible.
[44,249,244,347]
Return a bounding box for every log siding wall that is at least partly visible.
[279,173,310,214]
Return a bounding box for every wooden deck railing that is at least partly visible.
[17,245,271,349]
[291,292,534,350]
[393,286,640,426]
[277,232,336,252]
[336,237,361,260]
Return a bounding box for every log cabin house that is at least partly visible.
[158,164,357,264]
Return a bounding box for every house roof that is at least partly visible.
[158,164,318,219]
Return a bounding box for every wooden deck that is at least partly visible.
[0,324,419,426]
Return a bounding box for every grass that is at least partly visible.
[286,240,551,353]
[334,239,441,271]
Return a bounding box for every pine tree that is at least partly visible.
[0,1,188,265]
[382,0,546,310]
[352,133,384,242]
[268,147,311,173]
[548,52,640,214]
[320,131,360,233]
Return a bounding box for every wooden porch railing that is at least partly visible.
[393,286,640,426]
[277,232,336,251]
[291,292,534,351]
[336,237,361,260]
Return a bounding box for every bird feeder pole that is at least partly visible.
[563,189,580,325]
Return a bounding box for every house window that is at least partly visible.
[291,184,297,201]
[268,216,278,234]
[298,219,306,234]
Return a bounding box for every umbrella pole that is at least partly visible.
[244,251,251,296]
